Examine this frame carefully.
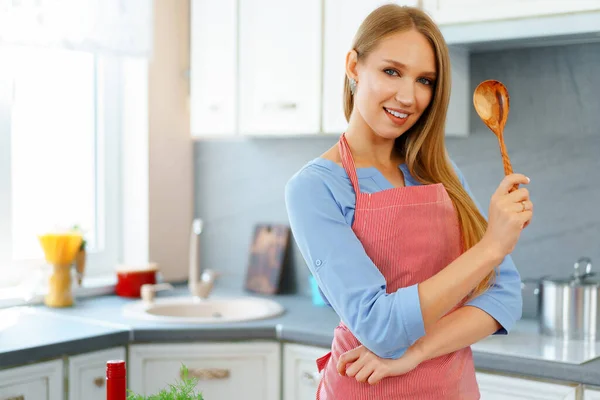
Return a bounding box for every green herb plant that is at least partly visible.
[127,365,204,400]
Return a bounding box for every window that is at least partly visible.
[0,45,121,289]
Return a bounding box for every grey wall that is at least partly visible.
[194,42,600,318]
[194,136,337,295]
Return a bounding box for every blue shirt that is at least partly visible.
[284,157,523,359]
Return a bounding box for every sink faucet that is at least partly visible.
[141,283,174,304]
[189,218,219,299]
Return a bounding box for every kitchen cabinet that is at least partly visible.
[0,359,63,400]
[189,0,600,138]
[68,346,126,400]
[190,0,237,136]
[322,0,419,135]
[128,342,280,400]
[238,0,322,136]
[283,343,330,400]
[585,387,600,400]
[475,371,578,399]
[422,0,600,26]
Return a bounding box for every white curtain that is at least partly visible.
[0,0,153,57]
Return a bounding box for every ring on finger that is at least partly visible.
[520,201,526,212]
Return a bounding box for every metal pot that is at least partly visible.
[522,257,599,340]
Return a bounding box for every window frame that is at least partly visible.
[0,48,123,289]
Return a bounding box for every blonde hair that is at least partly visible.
[344,4,494,299]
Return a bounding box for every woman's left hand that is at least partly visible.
[337,345,424,385]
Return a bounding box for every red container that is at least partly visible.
[115,263,158,298]
[106,359,126,400]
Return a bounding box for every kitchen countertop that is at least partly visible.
[2,286,600,386]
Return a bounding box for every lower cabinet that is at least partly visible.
[476,371,579,400]
[0,359,63,400]
[1,342,598,400]
[283,344,329,400]
[585,386,600,399]
[68,346,126,400]
[280,343,586,400]
[128,341,280,400]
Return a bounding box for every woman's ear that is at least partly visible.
[345,49,359,82]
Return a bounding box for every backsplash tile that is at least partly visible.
[458,42,600,317]
[194,42,600,318]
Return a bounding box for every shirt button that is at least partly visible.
[315,259,322,267]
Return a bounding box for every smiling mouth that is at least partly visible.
[384,107,409,119]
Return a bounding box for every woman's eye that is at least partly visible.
[383,68,399,76]
[418,77,433,85]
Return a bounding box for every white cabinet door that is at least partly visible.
[476,371,578,400]
[584,387,600,400]
[239,0,322,135]
[68,346,127,400]
[322,0,419,135]
[423,0,600,25]
[190,0,237,137]
[129,342,280,400]
[283,343,330,400]
[0,359,63,400]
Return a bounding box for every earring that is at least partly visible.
[349,78,357,95]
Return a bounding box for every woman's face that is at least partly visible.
[349,29,437,140]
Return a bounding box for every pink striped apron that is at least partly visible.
[315,134,479,399]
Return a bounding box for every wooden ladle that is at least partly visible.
[473,80,514,177]
[474,80,529,229]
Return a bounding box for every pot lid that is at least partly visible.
[542,257,600,285]
[115,262,158,273]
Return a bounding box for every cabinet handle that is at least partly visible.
[93,377,105,388]
[4,396,25,400]
[262,101,297,111]
[184,368,230,380]
[301,371,321,386]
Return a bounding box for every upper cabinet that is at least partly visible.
[190,0,600,138]
[238,0,322,136]
[423,0,600,26]
[191,0,322,137]
[322,0,419,135]
[190,0,237,136]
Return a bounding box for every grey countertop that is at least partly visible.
[2,286,600,386]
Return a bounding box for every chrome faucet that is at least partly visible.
[189,218,219,299]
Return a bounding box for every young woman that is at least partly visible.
[284,4,532,400]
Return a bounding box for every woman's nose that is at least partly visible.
[394,80,415,107]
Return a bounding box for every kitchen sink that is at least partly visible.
[122,295,285,323]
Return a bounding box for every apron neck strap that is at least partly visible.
[338,133,361,194]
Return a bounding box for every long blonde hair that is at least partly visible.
[344,4,494,298]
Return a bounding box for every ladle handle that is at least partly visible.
[498,137,513,176]
[497,136,518,192]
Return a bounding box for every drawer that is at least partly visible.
[0,379,47,400]
[68,347,126,400]
[129,342,280,400]
[283,343,329,400]
[0,359,63,400]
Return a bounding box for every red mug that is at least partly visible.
[115,263,158,298]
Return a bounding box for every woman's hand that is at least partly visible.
[481,173,533,258]
[337,344,425,385]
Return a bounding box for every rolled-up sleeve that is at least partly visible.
[285,168,425,358]
[451,161,523,334]
[465,255,522,334]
